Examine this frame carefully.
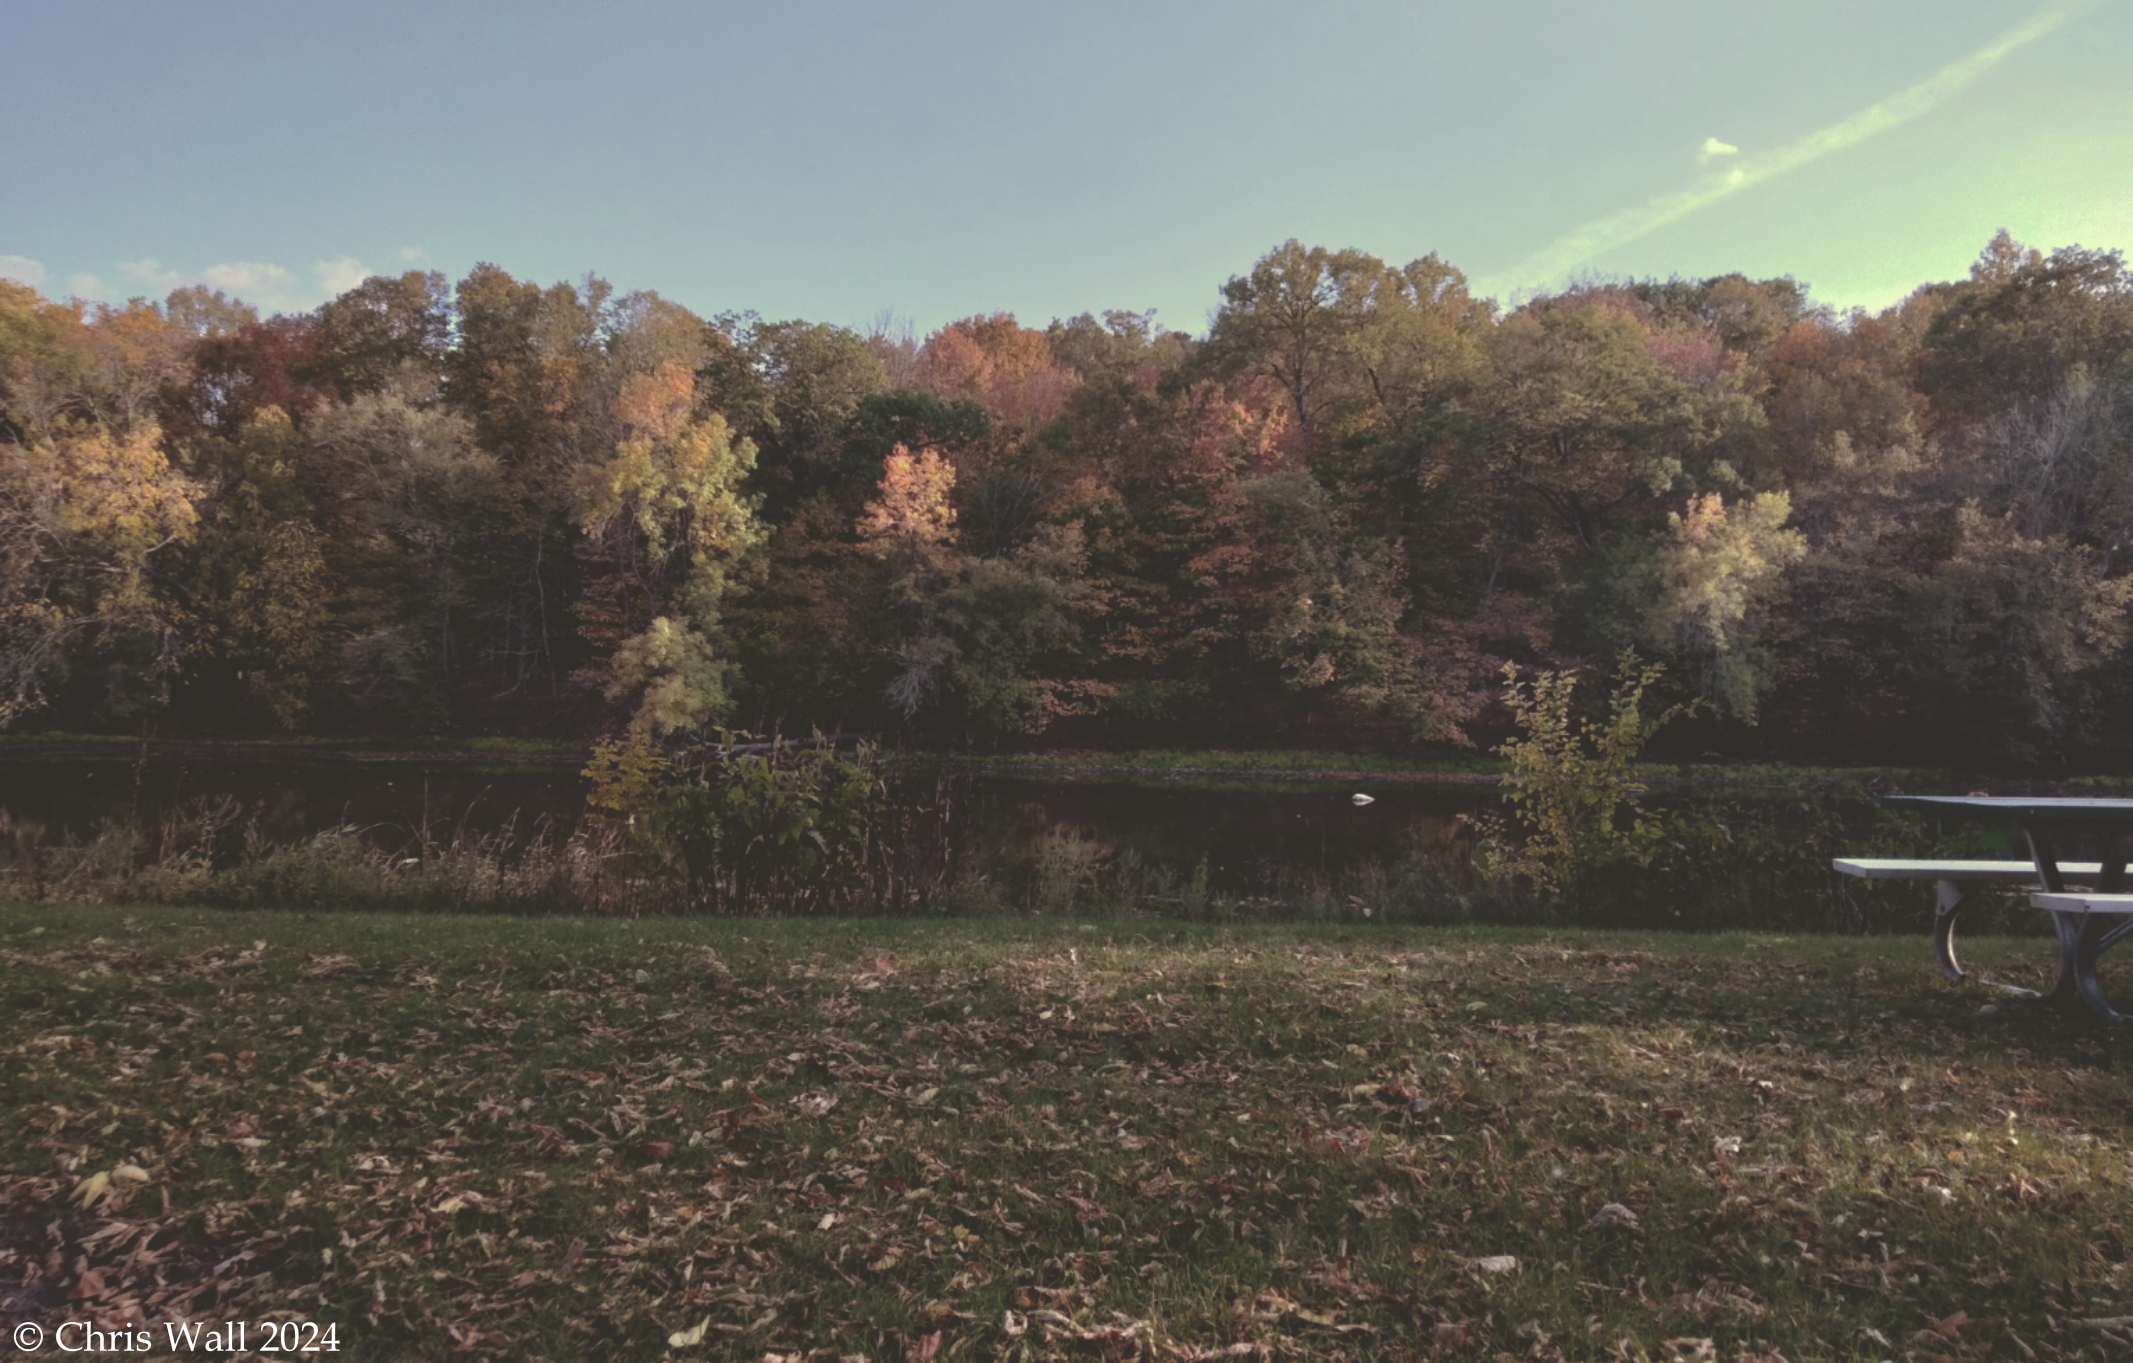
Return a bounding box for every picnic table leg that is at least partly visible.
[2044,911,2132,1023]
[1931,879,1969,982]
[2025,826,2067,892]
[2103,834,2133,893]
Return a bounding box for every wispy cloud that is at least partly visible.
[0,254,47,288]
[97,256,371,313]
[1476,0,2099,300]
[123,257,298,302]
[1698,137,1740,164]
[315,256,369,296]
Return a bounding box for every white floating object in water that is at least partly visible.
[1351,793,1375,806]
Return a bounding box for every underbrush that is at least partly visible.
[0,785,1985,940]
[0,798,630,915]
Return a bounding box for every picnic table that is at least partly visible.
[1863,795,2133,1022]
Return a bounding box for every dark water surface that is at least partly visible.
[964,774,1483,888]
[0,756,589,851]
[0,756,1486,888]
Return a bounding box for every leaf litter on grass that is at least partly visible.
[3,910,2133,1359]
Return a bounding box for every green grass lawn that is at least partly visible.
[5,905,2132,1361]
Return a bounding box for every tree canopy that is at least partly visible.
[4,232,2132,765]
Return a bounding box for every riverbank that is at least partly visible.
[9,731,2107,796]
[0,733,588,768]
[4,906,2129,1359]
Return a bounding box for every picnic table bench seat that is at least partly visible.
[1831,858,2104,992]
[1830,858,2102,882]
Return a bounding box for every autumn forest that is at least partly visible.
[5,231,2131,766]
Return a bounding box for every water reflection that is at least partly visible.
[964,776,1481,893]
[0,758,587,853]
[0,758,1484,889]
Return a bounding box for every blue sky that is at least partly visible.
[4,0,2128,336]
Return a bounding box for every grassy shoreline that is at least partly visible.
[16,707,2133,810]
[6,904,2132,1359]
[14,730,2107,801]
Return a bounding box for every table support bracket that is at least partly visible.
[1932,879,2045,999]
[2043,911,2132,1023]
[1931,879,1968,983]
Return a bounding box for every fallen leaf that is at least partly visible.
[667,1317,710,1347]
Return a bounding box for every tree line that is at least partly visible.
[3,230,2131,766]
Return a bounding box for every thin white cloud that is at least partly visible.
[201,262,297,295]
[69,273,105,298]
[120,258,182,289]
[1698,137,1740,164]
[397,246,426,263]
[104,256,364,313]
[315,256,369,297]
[1476,0,2101,300]
[0,254,47,287]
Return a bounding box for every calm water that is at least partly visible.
[0,757,589,851]
[0,756,1485,888]
[963,775,1483,889]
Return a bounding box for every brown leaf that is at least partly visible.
[1926,1309,1970,1338]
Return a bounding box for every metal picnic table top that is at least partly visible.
[1880,795,2133,891]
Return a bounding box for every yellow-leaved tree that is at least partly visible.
[0,419,199,726]
[859,444,957,579]
[858,444,960,718]
[576,362,761,734]
[1642,490,1806,722]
